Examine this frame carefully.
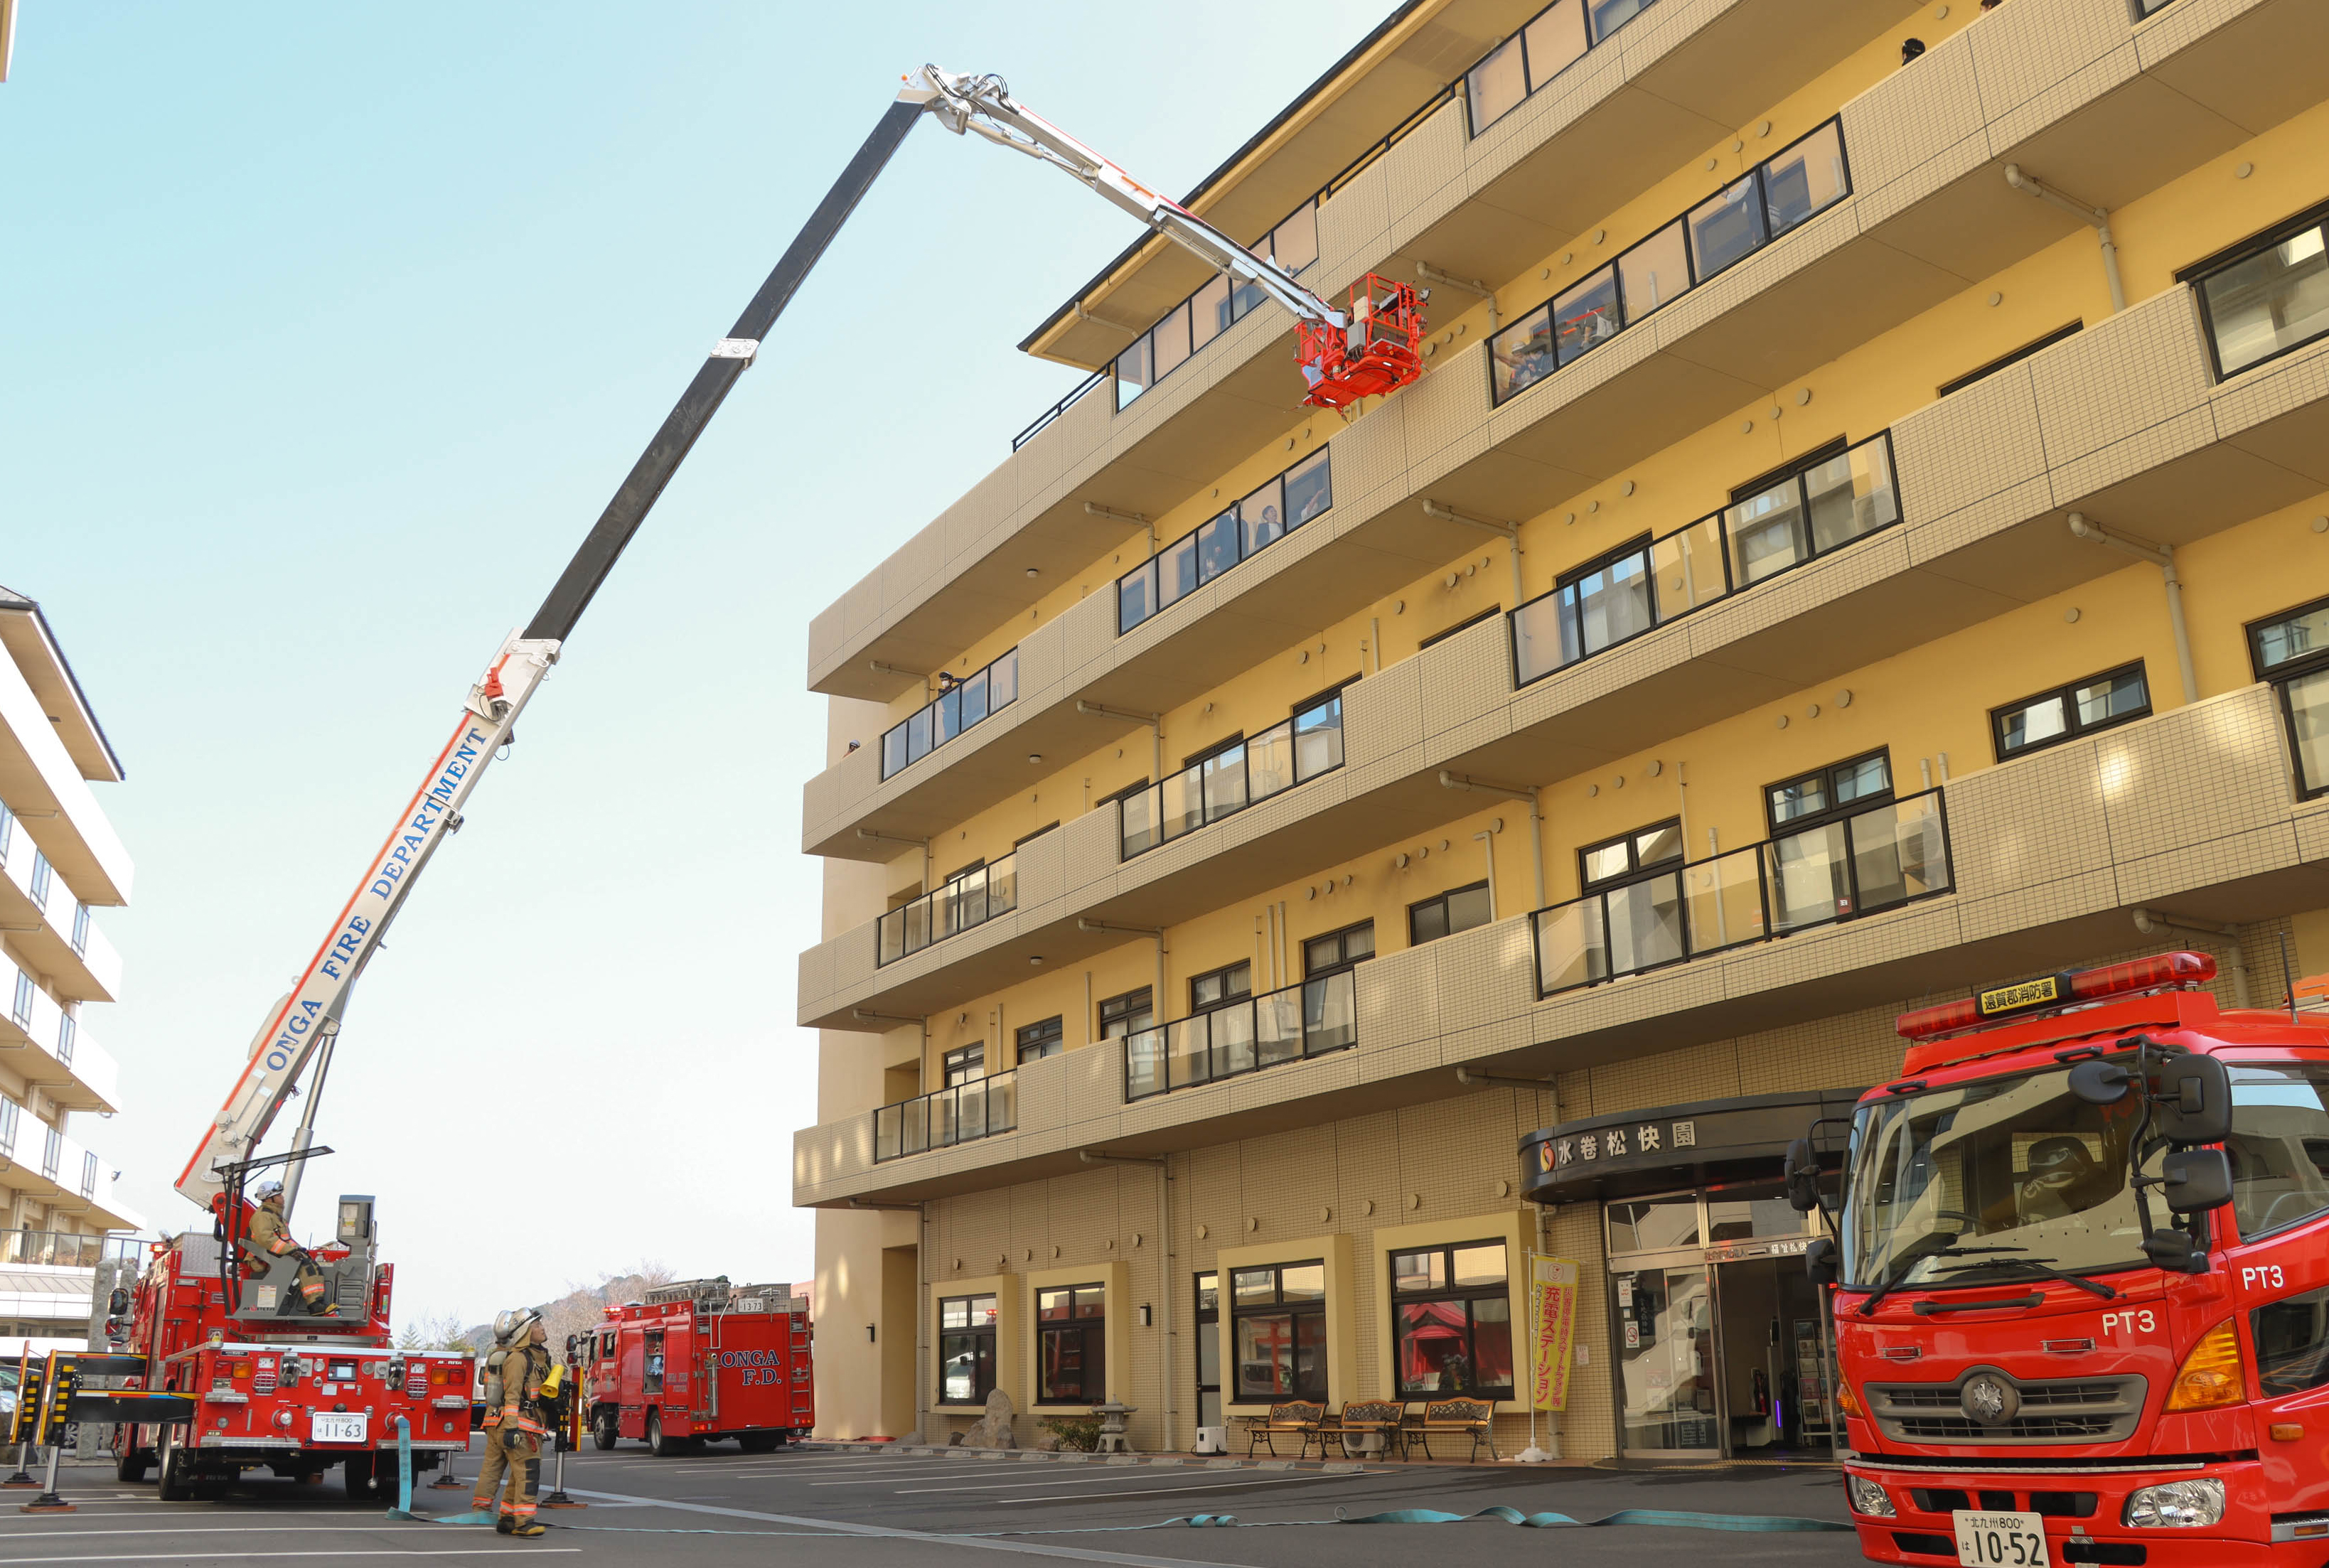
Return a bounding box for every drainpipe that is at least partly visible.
[1473,823,1504,921]
[1454,1067,1556,1096]
[2004,164,2126,314]
[1077,699,1163,782]
[847,1198,924,1212]
[1077,1150,1173,1452]
[869,659,928,683]
[1423,499,1524,606]
[2133,909,2251,1008]
[2067,513,2198,706]
[1085,502,1157,558]
[1440,771,1546,909]
[857,827,932,895]
[1415,261,1499,336]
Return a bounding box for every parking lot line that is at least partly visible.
[979,1473,1352,1506]
[0,1552,579,1564]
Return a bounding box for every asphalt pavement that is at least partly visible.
[0,1440,1867,1567]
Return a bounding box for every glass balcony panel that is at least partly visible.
[933,686,961,748]
[1511,592,1568,684]
[874,1104,902,1162]
[1605,872,1684,976]
[1491,305,1558,401]
[1726,478,1806,586]
[878,909,906,965]
[1283,451,1332,530]
[956,670,988,731]
[1535,901,1601,994]
[1766,822,1851,933]
[933,1086,963,1149]
[1202,743,1250,819]
[990,856,1017,915]
[987,1070,1016,1134]
[882,726,908,779]
[2204,225,2329,375]
[1158,535,1201,611]
[1248,719,1295,800]
[1649,513,1729,618]
[1271,203,1319,275]
[1152,302,1193,380]
[1119,559,1159,632]
[1161,765,1204,842]
[1688,173,1766,279]
[1197,511,1241,585]
[1803,438,1898,555]
[1762,121,1848,236]
[1467,36,1528,132]
[1116,333,1152,408]
[1214,1002,1258,1078]
[1121,785,1163,858]
[956,1080,988,1141]
[1618,220,1689,323]
[1125,1029,1167,1100]
[1524,0,1587,87]
[1554,266,1620,365]
[1241,476,1287,555]
[904,898,930,957]
[906,707,933,765]
[1681,844,1765,955]
[1570,545,1654,656]
[902,1097,930,1156]
[1169,1016,1212,1089]
[1302,970,1356,1054]
[1848,795,1949,913]
[990,648,1017,710]
[2288,668,2329,795]
[1293,699,1344,779]
[1192,274,1231,349]
[1588,0,1651,41]
[1255,989,1302,1065]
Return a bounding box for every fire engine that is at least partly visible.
[582,1278,813,1454]
[1782,950,2329,1565]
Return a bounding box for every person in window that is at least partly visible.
[1899,36,1927,63]
[2017,1137,2114,1223]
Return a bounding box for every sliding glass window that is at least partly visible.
[2192,203,2329,380]
[1464,0,1643,138]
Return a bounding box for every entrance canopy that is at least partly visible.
[1519,1085,1863,1206]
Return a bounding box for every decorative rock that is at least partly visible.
[961,1387,1018,1450]
[1033,1427,1061,1452]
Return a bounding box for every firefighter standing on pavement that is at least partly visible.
[236,1181,336,1316]
[473,1310,552,1537]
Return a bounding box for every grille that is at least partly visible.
[1868,1370,2146,1446]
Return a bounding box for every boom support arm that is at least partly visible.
[900,66,1345,335]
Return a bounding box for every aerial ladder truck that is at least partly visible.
[100,64,1427,1497]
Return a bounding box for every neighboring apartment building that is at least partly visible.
[796,0,2329,1461]
[0,587,144,1351]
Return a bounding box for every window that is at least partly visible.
[1390,1242,1514,1398]
[9,972,30,1030]
[1231,1262,1327,1401]
[1016,1016,1064,1065]
[1991,663,2151,760]
[2190,203,2329,380]
[1036,1284,1105,1403]
[55,1012,73,1070]
[0,800,11,862]
[1605,1194,1701,1255]
[1410,881,1493,945]
[1189,961,1251,1014]
[1302,922,1374,976]
[1098,988,1153,1041]
[2252,596,2329,796]
[1766,750,1892,833]
[2225,1060,2329,1242]
[1936,321,2083,399]
[1417,606,1503,652]
[27,853,49,913]
[1463,0,1625,139]
[69,903,88,957]
[1118,450,1333,633]
[641,1329,665,1395]
[942,1044,985,1088]
[1194,1273,1222,1429]
[1579,818,1683,890]
[1725,437,1900,586]
[2254,1282,2329,1397]
[938,1294,998,1405]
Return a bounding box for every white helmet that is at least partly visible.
[255,1181,285,1203]
[494,1309,541,1346]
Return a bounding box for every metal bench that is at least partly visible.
[1241,1400,1324,1457]
[1312,1399,1406,1460]
[1406,1397,1497,1462]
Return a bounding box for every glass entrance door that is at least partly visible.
[1614,1263,1718,1456]
[1712,1257,1838,1457]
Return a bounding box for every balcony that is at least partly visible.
[0,1230,141,1269]
[0,829,120,1003]
[1,951,117,1112]
[1124,970,1358,1101]
[873,1070,1017,1164]
[0,1103,141,1231]
[1120,694,1346,859]
[1534,787,1951,995]
[877,855,1017,968]
[0,633,132,909]
[880,648,1019,782]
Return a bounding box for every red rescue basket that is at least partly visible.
[1298,273,1425,411]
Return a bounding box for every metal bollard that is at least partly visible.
[19,1445,72,1513]
[1,1442,36,1488]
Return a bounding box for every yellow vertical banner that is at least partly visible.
[1528,1255,1580,1412]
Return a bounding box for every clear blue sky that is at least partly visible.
[3,4,1385,1326]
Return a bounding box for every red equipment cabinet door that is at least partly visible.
[705,1313,794,1435]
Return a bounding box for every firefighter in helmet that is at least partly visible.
[473,1309,552,1537]
[237,1181,336,1317]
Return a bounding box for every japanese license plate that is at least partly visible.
[1954,1510,2049,1566]
[310,1413,369,1444]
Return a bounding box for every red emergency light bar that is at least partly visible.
[1897,950,2218,1041]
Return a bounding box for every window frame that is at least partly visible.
[1302,920,1375,977]
[1034,1282,1107,1405]
[1388,1240,1516,1400]
[1409,880,1494,947]
[2248,597,2329,800]
[1228,1260,1329,1404]
[1578,817,1683,892]
[941,1044,985,1088]
[1187,960,1253,1016]
[1988,661,2151,762]
[1936,321,2084,399]
[936,1293,999,1407]
[1418,605,1504,652]
[1015,1016,1064,1065]
[2181,198,2329,384]
[1098,987,1154,1041]
[1763,748,1895,835]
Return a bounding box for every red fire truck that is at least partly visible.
[583,1279,812,1455]
[109,1196,474,1498]
[1785,950,2329,1565]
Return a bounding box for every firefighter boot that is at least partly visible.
[495,1518,514,1535]
[511,1522,548,1538]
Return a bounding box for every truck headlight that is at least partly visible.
[1846,1473,1896,1518]
[2124,1478,2225,1528]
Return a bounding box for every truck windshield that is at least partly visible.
[1846,1060,2158,1292]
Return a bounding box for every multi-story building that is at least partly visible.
[795,0,2329,1462]
[0,586,144,1350]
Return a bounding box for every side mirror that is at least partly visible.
[2159,1147,2234,1213]
[1783,1138,1822,1213]
[107,1287,129,1315]
[2152,1054,2232,1144]
[2067,1058,2132,1105]
[1805,1237,1838,1287]
[2141,1228,2207,1274]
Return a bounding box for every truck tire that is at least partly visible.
[116,1441,151,1483]
[647,1410,678,1458]
[156,1425,194,1502]
[591,1409,618,1451]
[343,1452,377,1498]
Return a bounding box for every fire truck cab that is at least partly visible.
[1794,952,2329,1565]
[584,1278,811,1456]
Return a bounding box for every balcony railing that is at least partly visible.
[1489,118,1850,407]
[1509,432,1900,687]
[1117,449,1333,634]
[877,854,1017,967]
[873,1070,1017,1162]
[1465,0,1656,138]
[880,648,1019,781]
[1119,694,1344,859]
[0,1230,141,1268]
[1012,367,1108,451]
[1123,969,1359,1101]
[1114,203,1322,412]
[1533,788,1952,996]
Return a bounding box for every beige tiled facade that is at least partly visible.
[800,0,2329,1459]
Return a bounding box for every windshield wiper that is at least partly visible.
[1931,1255,2118,1299]
[1854,1240,2025,1317]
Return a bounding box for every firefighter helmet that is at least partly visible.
[494,1308,542,1346]
[255,1181,285,1203]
